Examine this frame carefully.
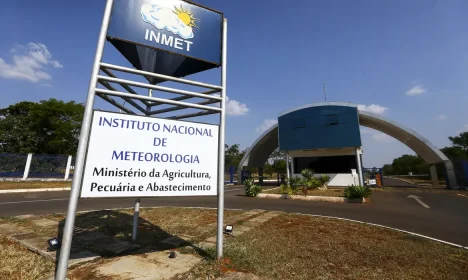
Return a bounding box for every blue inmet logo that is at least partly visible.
[141,2,198,40]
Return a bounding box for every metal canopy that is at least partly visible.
[95,62,223,119]
[107,40,219,85]
[237,102,458,189]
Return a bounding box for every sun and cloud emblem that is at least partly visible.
[141,2,199,40]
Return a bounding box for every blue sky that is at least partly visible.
[0,0,467,167]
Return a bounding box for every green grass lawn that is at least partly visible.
[0,235,55,280]
[0,181,71,190]
[3,208,468,279]
[178,214,468,280]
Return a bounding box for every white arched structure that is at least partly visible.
[238,102,457,189]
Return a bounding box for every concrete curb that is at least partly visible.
[0,187,71,194]
[0,178,72,182]
[257,193,369,203]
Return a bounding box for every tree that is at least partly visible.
[391,154,429,175]
[383,132,468,176]
[0,99,84,155]
[448,132,468,155]
[0,101,37,154]
[267,147,287,175]
[224,144,245,168]
[267,148,285,174]
[263,163,274,176]
[268,148,286,164]
[382,164,393,175]
[440,146,467,161]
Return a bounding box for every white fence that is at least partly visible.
[0,153,73,181]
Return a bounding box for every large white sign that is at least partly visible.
[80,111,219,197]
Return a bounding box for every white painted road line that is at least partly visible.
[298,213,468,250]
[407,195,430,208]
[0,198,69,205]
[0,188,71,194]
[225,188,242,192]
[0,189,244,205]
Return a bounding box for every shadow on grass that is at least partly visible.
[52,210,215,274]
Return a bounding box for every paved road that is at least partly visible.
[383,176,415,187]
[1,187,467,246]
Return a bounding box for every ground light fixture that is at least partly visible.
[224,225,233,234]
[47,238,61,251]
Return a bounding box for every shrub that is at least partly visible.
[280,184,293,196]
[301,185,308,196]
[299,169,321,190]
[344,185,372,199]
[244,179,262,197]
[300,169,314,180]
[288,177,302,195]
[310,177,322,189]
[318,175,331,189]
[319,175,330,185]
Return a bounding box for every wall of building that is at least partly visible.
[288,147,358,158]
[289,147,362,187]
[291,173,357,187]
[278,105,362,151]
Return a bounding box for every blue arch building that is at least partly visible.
[238,102,457,189]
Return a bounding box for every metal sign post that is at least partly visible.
[217,18,228,259]
[55,1,115,279]
[55,0,227,278]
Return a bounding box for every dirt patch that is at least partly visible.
[68,259,115,280]
[265,187,345,197]
[0,235,55,280]
[0,216,57,237]
[60,208,243,247]
[3,208,245,257]
[0,181,71,190]
[217,271,265,280]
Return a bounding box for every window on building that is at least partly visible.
[294,119,306,128]
[326,114,339,125]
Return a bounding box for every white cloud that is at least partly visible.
[225,96,249,116]
[361,127,394,142]
[434,114,447,121]
[456,124,468,134]
[0,42,62,83]
[406,85,426,96]
[372,133,393,142]
[360,128,373,134]
[141,4,195,39]
[256,119,277,133]
[357,104,388,115]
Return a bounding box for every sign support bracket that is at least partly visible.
[132,198,141,241]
